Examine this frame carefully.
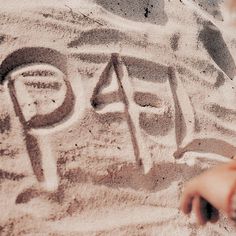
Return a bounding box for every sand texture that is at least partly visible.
[0,0,236,235]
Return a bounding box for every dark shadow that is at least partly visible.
[71,53,111,64]
[15,188,41,204]
[174,138,236,159]
[214,71,225,88]
[122,56,169,83]
[15,184,65,204]
[0,47,68,83]
[0,114,11,134]
[170,33,180,51]
[14,158,216,204]
[134,92,163,108]
[139,111,174,136]
[0,169,25,181]
[0,34,6,45]
[0,148,19,158]
[94,111,125,124]
[135,91,175,137]
[60,162,204,193]
[168,67,187,146]
[206,103,236,122]
[95,0,168,25]
[91,57,115,109]
[199,22,236,79]
[68,28,148,48]
[24,133,44,182]
[68,29,130,47]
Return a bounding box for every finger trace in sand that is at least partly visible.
[174,138,236,160]
[91,53,153,173]
[168,67,195,150]
[4,51,76,191]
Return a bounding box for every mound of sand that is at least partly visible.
[0,0,236,235]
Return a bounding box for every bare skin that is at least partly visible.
[180,160,236,225]
[226,0,236,12]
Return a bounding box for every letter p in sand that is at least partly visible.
[0,47,83,191]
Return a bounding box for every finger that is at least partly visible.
[192,195,208,225]
[180,190,194,214]
[180,182,198,214]
[229,160,236,170]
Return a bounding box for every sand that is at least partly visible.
[0,0,236,235]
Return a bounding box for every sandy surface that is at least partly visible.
[0,0,236,235]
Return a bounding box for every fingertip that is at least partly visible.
[180,194,193,214]
[180,181,198,215]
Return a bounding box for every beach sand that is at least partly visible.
[0,0,236,235]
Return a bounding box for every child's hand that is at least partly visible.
[180,161,236,225]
